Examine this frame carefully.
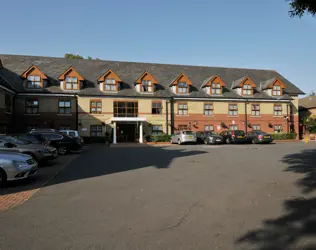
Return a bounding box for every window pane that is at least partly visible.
[65,101,71,107]
[66,83,72,89]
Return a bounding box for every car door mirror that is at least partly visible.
[4,142,15,148]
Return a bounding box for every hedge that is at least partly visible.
[271,133,297,140]
[145,134,172,142]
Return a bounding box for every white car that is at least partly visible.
[171,130,197,145]
[0,152,38,185]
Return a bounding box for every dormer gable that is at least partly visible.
[231,76,256,96]
[135,71,158,93]
[21,65,48,89]
[201,75,225,95]
[169,73,192,95]
[58,66,84,90]
[97,69,121,92]
[260,77,286,97]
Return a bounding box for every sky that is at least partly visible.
[0,0,315,94]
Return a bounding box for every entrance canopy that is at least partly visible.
[110,117,147,122]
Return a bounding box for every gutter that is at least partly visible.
[0,84,15,95]
[75,95,79,130]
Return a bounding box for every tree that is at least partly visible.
[309,90,316,96]
[288,0,316,17]
[64,53,84,59]
[87,56,92,60]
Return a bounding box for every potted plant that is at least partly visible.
[220,121,227,129]
[247,122,252,128]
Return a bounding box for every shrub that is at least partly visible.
[146,134,171,142]
[271,133,297,140]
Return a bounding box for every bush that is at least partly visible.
[145,134,171,142]
[271,133,297,140]
[82,136,106,144]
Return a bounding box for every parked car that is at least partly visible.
[196,131,224,145]
[0,152,38,185]
[28,131,82,155]
[245,131,274,144]
[171,130,197,145]
[219,130,247,144]
[15,134,51,146]
[0,136,57,163]
[59,130,84,144]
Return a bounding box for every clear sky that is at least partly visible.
[0,0,315,94]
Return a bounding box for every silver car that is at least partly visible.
[171,130,197,145]
[0,152,38,185]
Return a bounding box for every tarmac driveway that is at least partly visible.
[1,142,316,250]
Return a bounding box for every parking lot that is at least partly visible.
[1,141,316,249]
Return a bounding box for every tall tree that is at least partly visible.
[309,90,316,96]
[64,53,84,59]
[87,56,92,60]
[288,0,316,17]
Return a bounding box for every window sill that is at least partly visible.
[152,113,163,116]
[4,111,12,115]
[57,113,72,116]
[273,116,283,118]
[176,114,189,116]
[228,115,239,118]
[250,116,261,118]
[90,113,103,116]
[24,113,40,116]
[203,115,214,117]
[103,90,118,93]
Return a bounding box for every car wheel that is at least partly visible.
[252,139,257,144]
[178,139,182,145]
[0,169,7,185]
[225,138,231,144]
[58,146,67,155]
[204,139,208,145]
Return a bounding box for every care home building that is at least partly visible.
[0,54,304,142]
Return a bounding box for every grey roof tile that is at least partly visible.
[299,95,316,109]
[231,76,247,89]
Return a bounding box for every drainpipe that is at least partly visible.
[75,95,78,130]
[12,93,16,133]
[166,99,169,135]
[170,97,175,134]
[245,100,248,133]
[287,103,290,133]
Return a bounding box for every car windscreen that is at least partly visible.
[69,132,76,137]
[182,131,194,135]
[234,130,245,136]
[255,131,267,135]
[0,136,30,145]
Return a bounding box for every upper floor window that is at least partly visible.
[5,94,11,113]
[251,104,260,116]
[243,84,252,95]
[274,105,282,116]
[27,76,41,89]
[65,77,78,90]
[58,100,71,114]
[104,79,116,91]
[272,85,281,96]
[114,101,138,117]
[25,99,39,114]
[211,83,221,95]
[152,101,162,114]
[204,103,213,116]
[178,103,188,115]
[90,100,102,114]
[228,104,238,116]
[142,80,153,92]
[177,82,188,94]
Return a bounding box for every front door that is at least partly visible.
[117,123,137,142]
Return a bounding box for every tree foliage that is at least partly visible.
[288,0,316,17]
[64,53,84,59]
[309,90,316,96]
[303,116,316,133]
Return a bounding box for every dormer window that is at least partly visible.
[104,79,117,91]
[272,85,281,96]
[27,76,41,89]
[178,82,188,94]
[201,75,225,95]
[141,80,153,92]
[260,77,286,97]
[211,83,221,95]
[65,77,78,90]
[98,70,121,92]
[231,76,256,96]
[242,84,252,95]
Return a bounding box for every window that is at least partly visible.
[90,125,102,137]
[152,102,162,114]
[274,105,282,116]
[178,103,188,115]
[90,100,102,114]
[243,84,252,95]
[178,125,188,130]
[152,125,163,135]
[211,83,221,95]
[228,104,238,116]
[58,100,71,114]
[60,126,70,130]
[25,99,39,114]
[141,80,153,92]
[274,124,283,133]
[27,75,41,89]
[5,94,11,113]
[272,85,281,96]
[229,125,238,130]
[204,103,213,116]
[114,101,138,117]
[177,82,188,94]
[252,124,261,131]
[205,125,214,131]
[104,79,116,91]
[251,104,260,116]
[65,77,78,90]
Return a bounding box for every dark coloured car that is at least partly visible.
[246,131,274,144]
[219,130,247,144]
[15,134,51,146]
[28,131,82,155]
[196,131,223,145]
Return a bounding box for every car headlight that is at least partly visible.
[12,160,29,170]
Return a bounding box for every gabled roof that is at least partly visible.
[231,76,256,89]
[58,66,84,81]
[0,54,305,98]
[97,69,121,82]
[0,75,15,92]
[299,95,316,109]
[201,75,225,88]
[21,65,47,79]
[135,71,157,84]
[168,73,192,87]
[260,77,286,90]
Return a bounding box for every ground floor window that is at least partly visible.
[90,125,102,136]
[204,125,214,131]
[274,124,283,133]
[178,124,188,131]
[152,125,163,135]
[252,124,261,131]
[229,125,238,130]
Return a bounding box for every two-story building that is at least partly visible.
[0,55,304,142]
